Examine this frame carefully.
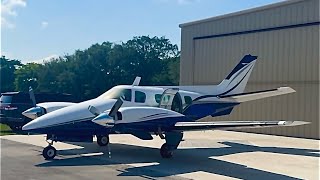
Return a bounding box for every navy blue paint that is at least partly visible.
[194,21,320,40]
[130,131,153,140]
[225,55,257,80]
[183,102,239,120]
[211,107,234,117]
[48,134,93,142]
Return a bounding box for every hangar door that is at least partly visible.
[192,25,319,139]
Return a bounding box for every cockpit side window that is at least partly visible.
[135,91,146,103]
[121,89,132,101]
[99,87,132,101]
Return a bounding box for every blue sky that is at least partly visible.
[1,0,282,63]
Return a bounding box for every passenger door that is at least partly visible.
[159,88,183,113]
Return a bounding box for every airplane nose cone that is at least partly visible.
[22,106,45,119]
[92,113,114,127]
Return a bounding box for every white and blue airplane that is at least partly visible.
[22,54,308,160]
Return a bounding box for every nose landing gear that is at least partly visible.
[43,139,56,160]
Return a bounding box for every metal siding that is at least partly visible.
[180,0,319,138]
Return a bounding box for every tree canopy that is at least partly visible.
[0,36,180,102]
[0,56,22,92]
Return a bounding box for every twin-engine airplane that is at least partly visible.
[22,54,308,160]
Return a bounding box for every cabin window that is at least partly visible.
[184,96,192,105]
[121,89,132,101]
[135,91,146,103]
[155,94,162,103]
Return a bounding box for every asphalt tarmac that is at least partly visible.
[1,131,319,180]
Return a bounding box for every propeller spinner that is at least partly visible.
[89,98,123,127]
[23,86,46,119]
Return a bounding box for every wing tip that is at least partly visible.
[278,87,296,93]
[278,121,310,126]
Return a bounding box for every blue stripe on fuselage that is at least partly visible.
[26,116,191,136]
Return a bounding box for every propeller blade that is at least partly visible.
[88,105,101,116]
[108,98,123,118]
[29,86,36,107]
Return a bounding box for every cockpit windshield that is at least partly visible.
[99,87,132,101]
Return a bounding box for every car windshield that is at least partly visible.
[0,95,12,103]
[99,87,132,101]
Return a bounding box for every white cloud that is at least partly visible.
[1,17,15,29]
[41,21,48,29]
[1,0,27,29]
[30,54,59,64]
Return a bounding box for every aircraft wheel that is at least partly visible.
[97,135,109,146]
[160,143,173,158]
[43,146,56,160]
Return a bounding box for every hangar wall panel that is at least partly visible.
[179,0,319,139]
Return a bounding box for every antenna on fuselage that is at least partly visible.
[132,76,141,86]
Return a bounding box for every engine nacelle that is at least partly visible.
[22,102,76,119]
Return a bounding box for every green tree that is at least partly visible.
[16,36,180,101]
[122,36,180,85]
[0,56,22,92]
[14,63,43,92]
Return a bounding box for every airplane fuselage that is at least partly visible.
[22,85,208,137]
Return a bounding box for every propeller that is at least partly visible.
[88,98,123,159]
[88,105,101,116]
[22,86,46,119]
[29,86,36,107]
[88,98,123,127]
[108,98,123,118]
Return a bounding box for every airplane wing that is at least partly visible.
[174,120,309,131]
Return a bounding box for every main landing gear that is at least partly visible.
[159,132,183,159]
[96,135,109,146]
[160,143,173,158]
[43,140,56,160]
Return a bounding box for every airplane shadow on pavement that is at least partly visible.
[36,141,319,180]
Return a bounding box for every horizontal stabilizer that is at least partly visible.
[174,120,309,131]
[219,87,295,102]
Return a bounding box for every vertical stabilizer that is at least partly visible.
[215,55,258,96]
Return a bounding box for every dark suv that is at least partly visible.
[0,92,74,130]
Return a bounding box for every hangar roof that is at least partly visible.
[179,0,305,28]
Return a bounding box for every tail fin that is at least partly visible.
[216,54,258,96]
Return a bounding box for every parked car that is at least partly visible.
[0,92,74,130]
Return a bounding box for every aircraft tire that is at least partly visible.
[160,143,173,158]
[43,145,56,160]
[97,135,109,146]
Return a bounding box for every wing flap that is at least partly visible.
[174,120,309,131]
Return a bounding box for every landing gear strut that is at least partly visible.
[43,140,56,160]
[159,132,183,159]
[96,135,109,146]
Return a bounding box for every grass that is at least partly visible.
[0,124,15,136]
